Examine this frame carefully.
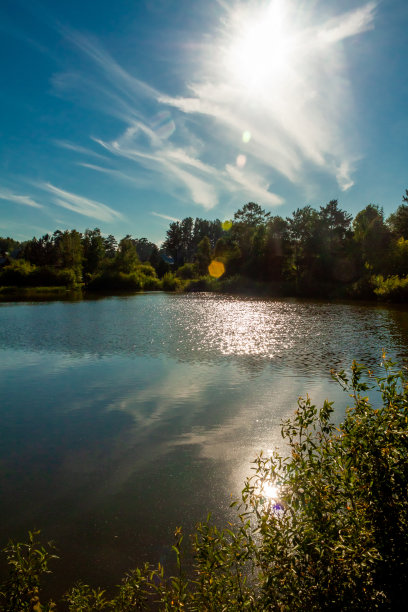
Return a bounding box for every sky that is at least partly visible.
[1,0,407,245]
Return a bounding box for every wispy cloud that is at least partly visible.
[54,140,106,159]
[0,190,43,209]
[225,165,283,206]
[318,2,376,45]
[151,211,180,222]
[63,30,160,101]
[40,183,123,222]
[159,1,377,192]
[53,1,376,211]
[53,25,284,209]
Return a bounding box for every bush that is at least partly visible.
[0,259,37,286]
[0,261,78,288]
[185,275,220,292]
[87,265,161,292]
[175,263,198,280]
[142,276,161,291]
[373,274,408,301]
[2,357,408,610]
[87,270,142,291]
[31,267,78,288]
[137,264,157,278]
[161,272,182,292]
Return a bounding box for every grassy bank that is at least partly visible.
[0,286,83,301]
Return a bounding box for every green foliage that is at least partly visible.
[136,263,156,278]
[64,583,111,611]
[115,236,140,273]
[175,262,198,279]
[195,236,212,276]
[0,261,78,288]
[0,259,36,284]
[372,274,408,301]
[142,276,162,291]
[233,202,270,227]
[4,358,408,609]
[161,272,182,291]
[0,236,20,253]
[0,530,57,611]
[387,196,408,239]
[4,189,408,301]
[185,275,220,292]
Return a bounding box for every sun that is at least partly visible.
[222,0,296,92]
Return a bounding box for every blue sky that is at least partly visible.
[1,0,407,244]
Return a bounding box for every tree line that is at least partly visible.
[1,191,408,299]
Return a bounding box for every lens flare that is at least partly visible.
[236,154,246,168]
[151,110,175,139]
[208,260,225,278]
[222,220,233,231]
[242,130,251,143]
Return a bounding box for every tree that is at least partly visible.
[134,238,158,262]
[230,203,271,274]
[263,216,290,282]
[233,202,270,227]
[115,235,139,273]
[163,222,183,266]
[195,236,212,275]
[317,200,354,284]
[54,230,84,281]
[180,217,194,263]
[0,236,20,254]
[353,204,392,274]
[193,218,223,250]
[82,228,105,275]
[387,191,408,239]
[23,234,56,267]
[286,206,320,288]
[104,235,118,259]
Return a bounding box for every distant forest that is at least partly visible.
[2,191,408,301]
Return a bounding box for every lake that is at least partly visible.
[1,293,408,596]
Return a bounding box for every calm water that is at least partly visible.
[1,293,408,595]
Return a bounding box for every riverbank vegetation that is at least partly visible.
[2,191,408,300]
[2,356,408,610]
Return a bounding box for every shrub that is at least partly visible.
[0,530,57,610]
[2,357,408,609]
[137,264,157,278]
[0,261,78,288]
[161,272,182,292]
[31,267,78,288]
[373,274,408,301]
[175,263,198,280]
[142,276,161,291]
[185,275,220,292]
[0,259,37,286]
[87,271,142,291]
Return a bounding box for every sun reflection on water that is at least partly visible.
[257,479,284,511]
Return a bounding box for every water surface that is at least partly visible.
[1,293,407,594]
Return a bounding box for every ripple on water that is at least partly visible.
[0,294,407,376]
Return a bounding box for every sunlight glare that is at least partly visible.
[223,0,295,91]
[261,482,279,502]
